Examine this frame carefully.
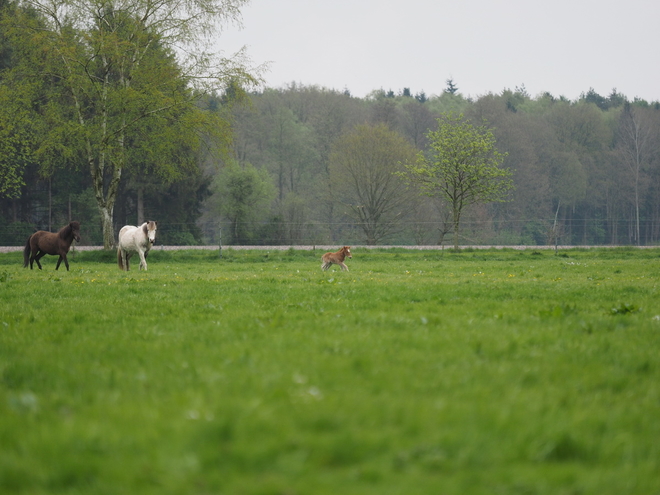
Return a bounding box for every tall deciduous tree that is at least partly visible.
[13,0,258,248]
[401,113,514,250]
[616,104,658,245]
[329,124,417,245]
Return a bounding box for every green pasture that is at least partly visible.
[1,247,659,494]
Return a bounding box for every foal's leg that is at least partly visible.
[339,262,349,271]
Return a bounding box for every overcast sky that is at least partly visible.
[216,0,660,102]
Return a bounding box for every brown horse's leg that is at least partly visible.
[56,255,69,271]
[33,251,45,270]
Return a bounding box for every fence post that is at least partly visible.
[218,226,222,259]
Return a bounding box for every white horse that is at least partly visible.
[117,221,157,271]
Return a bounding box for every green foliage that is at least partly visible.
[160,230,198,246]
[0,220,33,246]
[0,119,28,199]
[69,188,104,245]
[520,220,550,245]
[1,0,257,248]
[609,302,640,315]
[0,9,44,199]
[213,162,275,244]
[1,248,660,493]
[401,113,514,249]
[4,1,660,250]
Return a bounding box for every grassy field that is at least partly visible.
[1,247,659,494]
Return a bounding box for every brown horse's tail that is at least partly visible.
[117,247,125,270]
[23,235,32,268]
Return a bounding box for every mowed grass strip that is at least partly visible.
[0,248,659,494]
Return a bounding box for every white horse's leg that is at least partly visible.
[138,249,148,270]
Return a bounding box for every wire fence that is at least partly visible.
[3,217,660,248]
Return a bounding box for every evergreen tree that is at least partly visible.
[445,78,459,95]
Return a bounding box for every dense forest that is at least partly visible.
[2,1,660,247]
[206,84,660,247]
[200,85,660,245]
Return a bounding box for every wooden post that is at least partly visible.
[218,226,222,259]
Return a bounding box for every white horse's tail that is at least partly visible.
[117,247,125,270]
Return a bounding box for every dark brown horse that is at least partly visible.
[23,221,81,271]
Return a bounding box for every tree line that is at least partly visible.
[2,0,660,247]
[203,83,660,246]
